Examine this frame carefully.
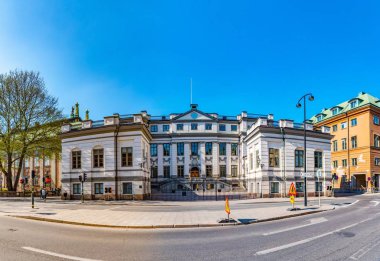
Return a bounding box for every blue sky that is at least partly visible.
[0,0,379,122]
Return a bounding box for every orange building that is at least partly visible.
[311,92,380,192]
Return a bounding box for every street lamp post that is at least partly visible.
[296,93,314,207]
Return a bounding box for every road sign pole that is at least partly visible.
[318,176,321,207]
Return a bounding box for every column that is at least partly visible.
[157,144,163,177]
[212,142,219,177]
[171,143,177,177]
[200,142,206,177]
[184,143,190,177]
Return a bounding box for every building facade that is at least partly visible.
[312,92,380,192]
[61,104,332,199]
[245,118,332,197]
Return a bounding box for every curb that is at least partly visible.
[10,208,332,229]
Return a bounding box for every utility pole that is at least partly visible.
[31,170,35,208]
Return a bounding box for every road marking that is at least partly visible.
[340,200,359,208]
[263,217,327,236]
[255,218,372,256]
[349,240,380,260]
[370,201,380,207]
[22,247,103,261]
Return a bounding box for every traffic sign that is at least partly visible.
[316,169,322,177]
[289,182,296,196]
[290,196,295,204]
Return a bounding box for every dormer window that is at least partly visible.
[316,115,323,122]
[163,125,170,132]
[331,107,339,116]
[191,123,198,130]
[350,100,358,109]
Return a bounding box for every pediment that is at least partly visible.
[173,110,215,121]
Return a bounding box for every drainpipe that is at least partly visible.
[280,127,286,197]
[114,125,120,200]
[346,112,351,190]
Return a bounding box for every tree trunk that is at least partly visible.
[13,155,24,191]
[6,154,13,191]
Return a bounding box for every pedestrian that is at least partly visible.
[39,189,43,199]
[41,188,46,201]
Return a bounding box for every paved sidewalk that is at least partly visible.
[0,196,350,228]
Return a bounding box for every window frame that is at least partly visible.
[351,136,357,149]
[341,122,347,129]
[191,123,198,130]
[177,143,184,156]
[163,143,171,157]
[231,125,238,131]
[191,142,199,156]
[176,124,184,131]
[177,165,184,177]
[219,165,227,178]
[73,183,81,195]
[219,124,226,131]
[295,149,304,168]
[205,142,213,155]
[206,165,213,177]
[150,125,158,132]
[269,148,280,167]
[121,147,133,167]
[231,143,238,156]
[150,144,158,157]
[314,151,323,168]
[231,165,238,177]
[163,166,170,178]
[122,182,133,195]
[219,143,226,156]
[341,138,347,150]
[94,183,104,194]
[270,182,280,194]
[205,123,212,130]
[72,150,82,169]
[93,148,104,168]
[351,118,357,127]
[163,124,170,132]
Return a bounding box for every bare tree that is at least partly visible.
[0,70,63,191]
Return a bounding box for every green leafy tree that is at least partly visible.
[0,70,63,191]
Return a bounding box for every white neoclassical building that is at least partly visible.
[245,119,332,198]
[60,104,332,200]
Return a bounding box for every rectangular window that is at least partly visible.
[231,165,238,177]
[24,159,29,168]
[93,149,104,168]
[177,165,184,177]
[163,125,170,132]
[121,147,133,167]
[332,125,338,132]
[315,182,322,192]
[269,148,280,167]
[351,118,357,127]
[151,166,158,178]
[163,166,170,178]
[191,142,199,156]
[219,165,226,178]
[219,143,226,156]
[206,165,213,177]
[333,160,338,168]
[256,150,260,168]
[150,125,158,132]
[231,125,238,131]
[205,123,212,130]
[342,138,347,150]
[332,108,339,116]
[271,182,279,193]
[177,143,184,156]
[351,136,357,149]
[94,183,104,194]
[163,144,170,156]
[73,184,81,195]
[72,151,81,169]
[374,135,380,148]
[176,124,183,131]
[341,122,347,129]
[314,151,323,168]
[191,123,198,130]
[122,182,133,194]
[295,150,304,168]
[342,159,347,167]
[374,115,380,125]
[34,157,39,167]
[205,142,213,155]
[296,182,304,192]
[350,100,358,109]
[219,124,226,131]
[150,144,157,157]
[351,158,357,166]
[249,153,253,170]
[375,158,380,166]
[333,140,338,152]
[231,143,238,156]
[44,157,50,166]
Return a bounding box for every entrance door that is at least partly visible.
[190,167,199,178]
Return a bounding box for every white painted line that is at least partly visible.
[263,217,327,236]
[370,201,380,207]
[340,200,359,208]
[255,218,372,256]
[349,240,380,260]
[22,247,103,261]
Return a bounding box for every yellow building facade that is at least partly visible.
[312,92,380,192]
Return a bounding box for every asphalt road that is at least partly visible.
[0,195,379,261]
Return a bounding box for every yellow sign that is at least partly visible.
[290,196,295,204]
[225,196,231,215]
[289,182,296,196]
